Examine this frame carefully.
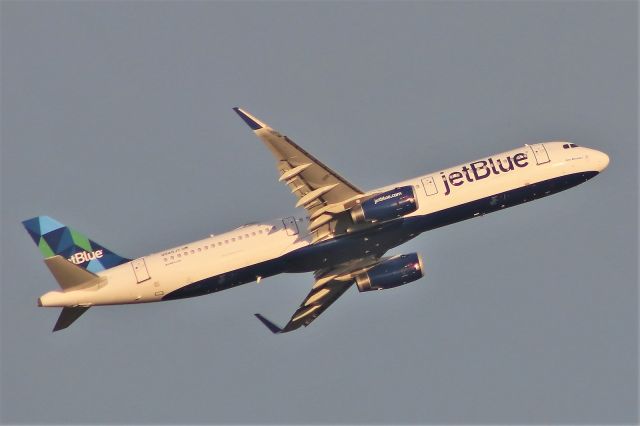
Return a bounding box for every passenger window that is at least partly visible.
[218,242,222,246]
[232,238,236,242]
[184,252,188,256]
[225,240,229,244]
[191,250,195,254]
[171,256,174,260]
[245,234,249,238]
[177,254,181,258]
[197,248,201,252]
[252,232,256,236]
[204,246,208,250]
[238,236,243,240]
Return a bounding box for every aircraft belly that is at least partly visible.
[407,170,599,233]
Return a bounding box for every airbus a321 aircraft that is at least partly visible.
[23,108,610,332]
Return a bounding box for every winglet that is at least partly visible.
[254,313,283,334]
[233,107,266,131]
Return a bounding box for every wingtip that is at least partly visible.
[233,107,264,131]
[254,313,283,334]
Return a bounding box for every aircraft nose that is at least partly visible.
[591,149,610,172]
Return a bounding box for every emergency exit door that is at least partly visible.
[132,258,150,283]
[530,143,550,165]
[421,176,439,196]
[282,217,299,236]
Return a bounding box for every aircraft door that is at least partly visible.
[132,258,151,283]
[282,217,299,236]
[530,144,550,165]
[421,176,439,196]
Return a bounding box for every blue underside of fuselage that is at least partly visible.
[162,171,598,301]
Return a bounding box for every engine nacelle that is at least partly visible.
[355,253,424,292]
[350,186,418,224]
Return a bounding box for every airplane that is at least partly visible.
[23,108,610,333]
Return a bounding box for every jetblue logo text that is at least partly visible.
[68,250,104,265]
[440,153,528,196]
[374,191,402,205]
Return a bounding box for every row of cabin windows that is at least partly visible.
[163,226,275,262]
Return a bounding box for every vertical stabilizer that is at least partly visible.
[22,216,129,273]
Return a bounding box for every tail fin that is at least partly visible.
[22,216,129,273]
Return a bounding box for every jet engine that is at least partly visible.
[350,186,418,224]
[355,253,424,292]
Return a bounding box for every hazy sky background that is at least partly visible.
[1,2,637,424]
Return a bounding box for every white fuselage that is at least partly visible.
[38,142,609,308]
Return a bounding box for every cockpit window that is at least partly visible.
[563,143,580,149]
[563,144,570,149]
[570,143,579,148]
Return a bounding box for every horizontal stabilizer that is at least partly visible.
[44,255,101,290]
[53,306,90,332]
[254,313,283,334]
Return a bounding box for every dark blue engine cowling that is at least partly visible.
[350,186,418,223]
[355,253,424,292]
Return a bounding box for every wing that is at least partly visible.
[254,256,381,334]
[233,108,364,222]
[255,278,353,334]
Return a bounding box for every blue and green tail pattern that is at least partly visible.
[22,216,130,273]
